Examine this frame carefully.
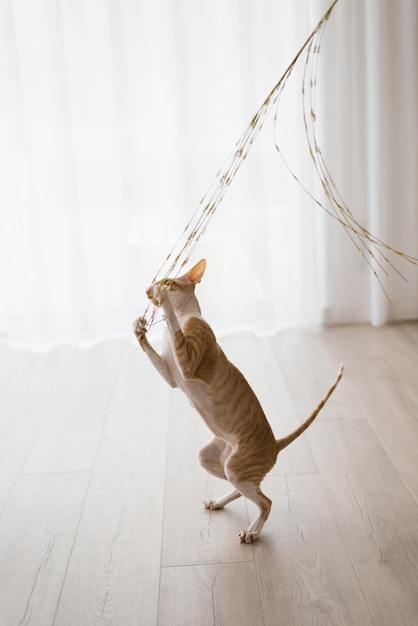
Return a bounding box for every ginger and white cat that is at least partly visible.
[134,259,343,543]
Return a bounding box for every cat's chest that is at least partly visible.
[161,324,247,444]
[163,338,208,401]
[162,333,226,426]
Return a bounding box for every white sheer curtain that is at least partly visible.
[316,0,418,326]
[0,0,417,343]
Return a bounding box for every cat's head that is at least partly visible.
[146,259,206,307]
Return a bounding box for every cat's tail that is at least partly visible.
[276,363,344,452]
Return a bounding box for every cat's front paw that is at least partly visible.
[133,317,148,343]
[203,499,224,511]
[239,529,259,544]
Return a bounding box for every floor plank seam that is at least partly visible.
[155,391,172,626]
[51,348,124,625]
[159,558,257,570]
[316,469,377,626]
[0,351,79,517]
[50,467,96,626]
[362,412,418,508]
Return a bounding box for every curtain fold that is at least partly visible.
[0,0,417,343]
[318,0,418,326]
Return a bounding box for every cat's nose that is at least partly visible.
[145,286,153,298]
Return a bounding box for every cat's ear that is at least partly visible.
[178,259,206,284]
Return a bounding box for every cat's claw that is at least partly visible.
[133,317,149,351]
[203,499,224,511]
[239,530,259,544]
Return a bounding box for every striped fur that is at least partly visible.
[134,259,343,543]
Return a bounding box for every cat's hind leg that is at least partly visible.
[204,489,241,511]
[237,484,271,543]
[231,480,271,543]
[199,437,231,480]
[225,459,272,542]
[199,438,242,510]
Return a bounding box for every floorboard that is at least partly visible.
[0,472,89,626]
[308,418,418,626]
[158,562,264,626]
[323,324,418,501]
[0,322,417,625]
[22,341,124,474]
[254,474,372,626]
[0,346,76,514]
[54,435,166,626]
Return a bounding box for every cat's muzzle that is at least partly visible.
[146,284,164,306]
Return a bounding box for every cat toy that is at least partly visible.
[141,0,417,331]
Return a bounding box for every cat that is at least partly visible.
[133,258,343,543]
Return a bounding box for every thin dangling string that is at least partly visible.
[142,0,417,329]
[142,0,342,330]
[272,11,418,302]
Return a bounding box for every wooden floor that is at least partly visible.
[0,322,418,625]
